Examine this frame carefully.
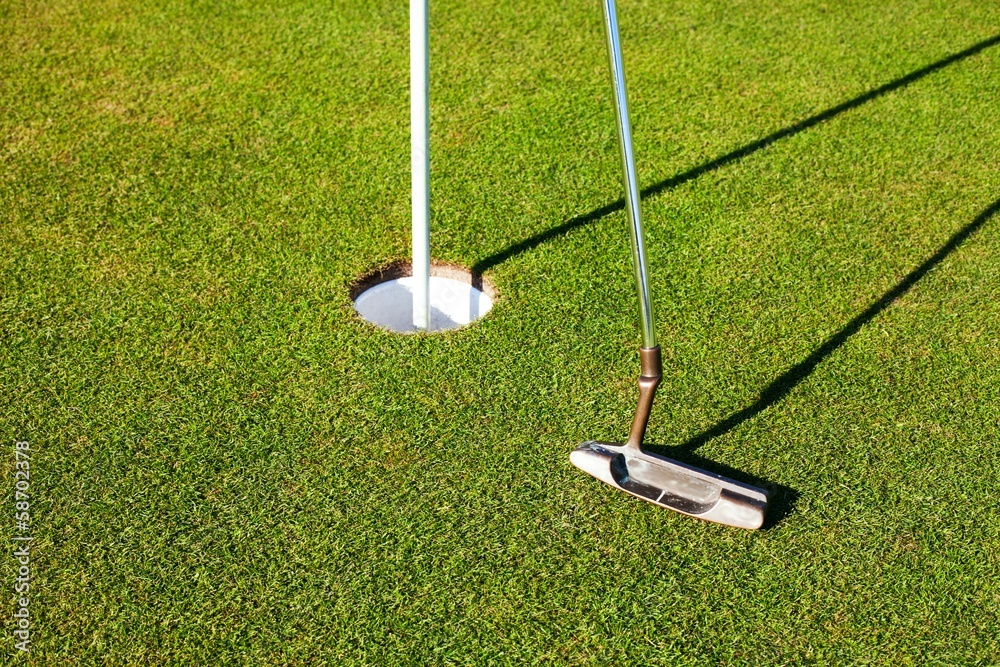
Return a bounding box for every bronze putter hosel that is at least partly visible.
[569,0,769,529]
[625,346,661,452]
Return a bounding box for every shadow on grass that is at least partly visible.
[674,197,1000,454]
[524,33,1000,528]
[473,33,1000,276]
[645,196,1000,528]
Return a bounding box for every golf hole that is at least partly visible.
[351,261,495,333]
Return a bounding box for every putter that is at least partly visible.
[570,0,769,529]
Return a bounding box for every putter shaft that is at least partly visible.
[601,0,656,349]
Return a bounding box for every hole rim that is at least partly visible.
[349,259,498,332]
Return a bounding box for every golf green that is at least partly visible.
[2,0,999,663]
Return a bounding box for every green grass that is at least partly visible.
[2,0,1000,663]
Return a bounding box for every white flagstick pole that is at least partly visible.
[410,0,431,330]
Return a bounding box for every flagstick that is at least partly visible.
[410,0,430,330]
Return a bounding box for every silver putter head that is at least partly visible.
[570,441,768,529]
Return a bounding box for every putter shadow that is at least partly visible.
[673,197,1000,454]
[644,196,999,529]
[472,33,1000,276]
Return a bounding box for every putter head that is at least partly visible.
[570,441,768,529]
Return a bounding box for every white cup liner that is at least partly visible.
[351,263,495,333]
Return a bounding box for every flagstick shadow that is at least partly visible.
[473,33,1000,276]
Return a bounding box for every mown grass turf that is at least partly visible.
[2,0,1000,663]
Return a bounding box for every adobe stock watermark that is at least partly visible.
[12,441,31,653]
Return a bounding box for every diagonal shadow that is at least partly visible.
[473,33,1000,276]
[643,197,999,528]
[667,197,1000,453]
